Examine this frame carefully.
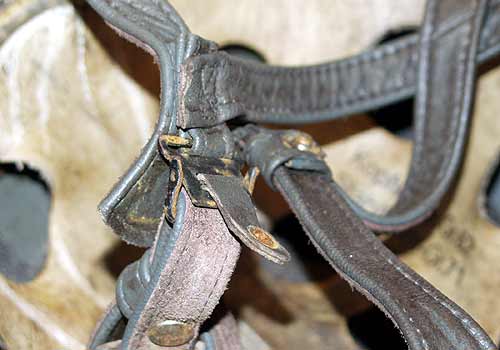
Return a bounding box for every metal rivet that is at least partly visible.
[147,321,196,347]
[281,132,323,156]
[248,225,279,249]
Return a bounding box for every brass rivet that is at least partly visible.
[147,321,195,347]
[281,132,323,156]
[248,226,279,249]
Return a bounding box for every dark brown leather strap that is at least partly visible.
[274,167,496,350]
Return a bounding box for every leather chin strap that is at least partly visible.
[85,0,499,349]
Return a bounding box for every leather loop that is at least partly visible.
[236,126,330,189]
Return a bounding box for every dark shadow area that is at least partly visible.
[347,307,406,350]
[0,163,51,283]
[482,153,500,226]
[103,240,145,278]
[260,214,333,283]
[224,249,293,324]
[221,43,266,62]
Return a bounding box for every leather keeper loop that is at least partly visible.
[238,126,331,190]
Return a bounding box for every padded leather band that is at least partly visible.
[180,0,500,127]
[274,167,496,350]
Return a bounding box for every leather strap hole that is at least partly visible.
[0,163,51,283]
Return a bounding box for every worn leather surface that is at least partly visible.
[86,0,216,247]
[122,191,241,349]
[199,174,290,264]
[274,167,496,350]
[85,0,500,349]
[90,0,500,249]
[346,0,489,231]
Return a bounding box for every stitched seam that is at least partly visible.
[435,24,470,182]
[189,39,417,116]
[185,3,496,118]
[183,1,500,122]
[404,307,430,350]
[381,0,491,342]
[328,167,489,347]
[381,254,491,347]
[332,181,430,349]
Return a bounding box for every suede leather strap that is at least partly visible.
[89,191,242,349]
[122,191,241,349]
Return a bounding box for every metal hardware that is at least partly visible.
[198,174,290,264]
[281,131,324,157]
[147,321,196,347]
[159,134,193,148]
[243,167,260,194]
[248,225,279,249]
[159,136,242,213]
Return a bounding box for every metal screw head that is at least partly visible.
[248,225,279,249]
[147,321,196,347]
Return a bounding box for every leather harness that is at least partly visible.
[83,0,500,349]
